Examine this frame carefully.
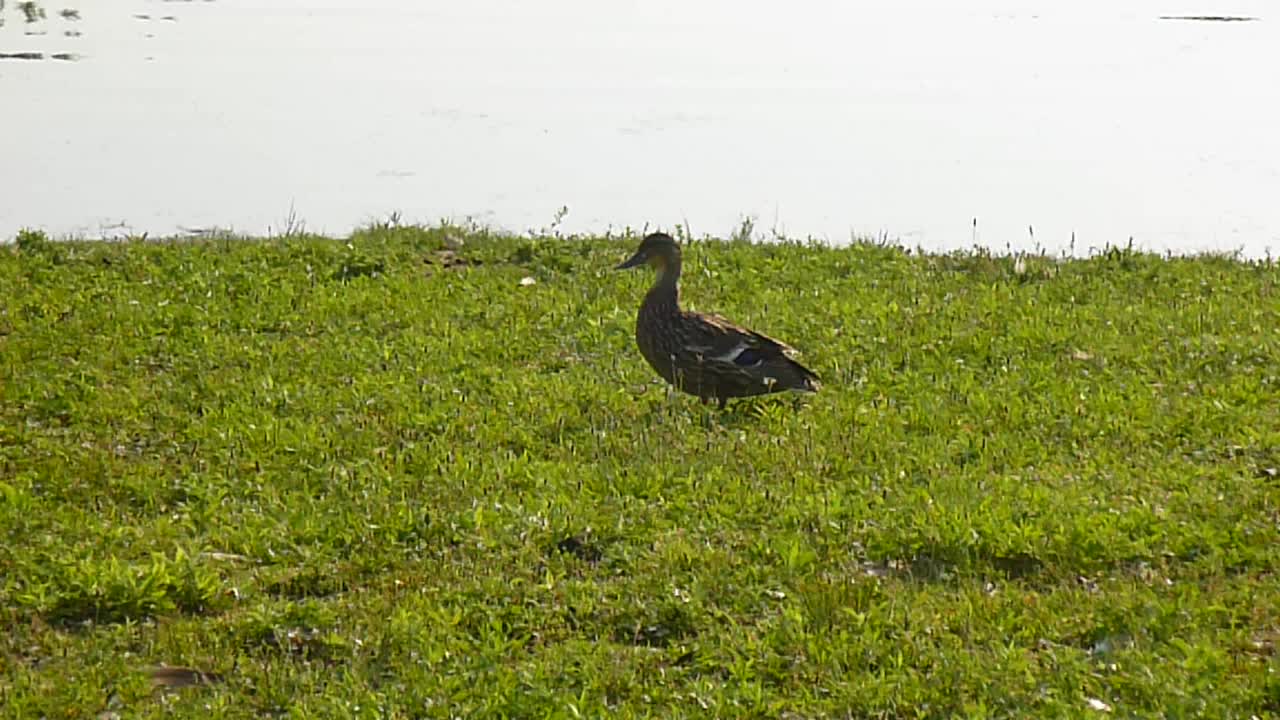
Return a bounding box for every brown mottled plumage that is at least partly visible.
[616,232,820,409]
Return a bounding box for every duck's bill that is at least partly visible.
[615,252,646,270]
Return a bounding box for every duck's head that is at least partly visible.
[616,232,680,272]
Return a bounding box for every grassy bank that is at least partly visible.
[1,225,1278,718]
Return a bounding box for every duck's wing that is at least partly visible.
[679,311,803,367]
[669,310,821,395]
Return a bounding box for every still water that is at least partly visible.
[2,1,1278,255]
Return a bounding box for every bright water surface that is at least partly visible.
[2,1,1278,255]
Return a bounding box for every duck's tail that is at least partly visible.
[771,356,821,394]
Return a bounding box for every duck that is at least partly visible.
[616,232,820,409]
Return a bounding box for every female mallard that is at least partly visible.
[616,232,820,409]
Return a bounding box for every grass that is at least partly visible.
[1,223,1278,718]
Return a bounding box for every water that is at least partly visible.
[2,0,1278,256]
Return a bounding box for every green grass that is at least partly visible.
[1,224,1278,718]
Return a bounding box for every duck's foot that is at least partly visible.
[696,396,728,429]
[700,396,729,411]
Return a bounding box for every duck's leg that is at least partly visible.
[696,396,714,429]
[717,397,728,411]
